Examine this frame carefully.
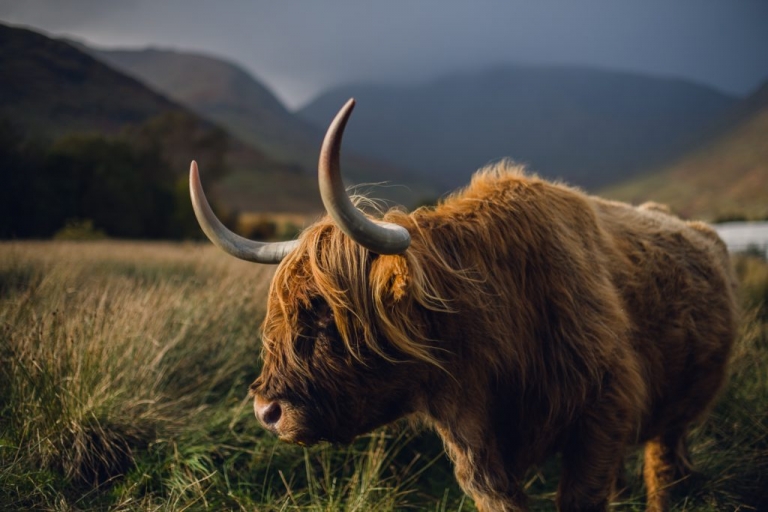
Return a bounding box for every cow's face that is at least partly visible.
[189,99,433,444]
[249,249,421,446]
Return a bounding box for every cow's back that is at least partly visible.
[592,198,737,440]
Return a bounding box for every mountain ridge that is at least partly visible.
[0,25,186,138]
[299,65,738,191]
[0,22,326,214]
[83,44,435,207]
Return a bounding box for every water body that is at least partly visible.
[713,221,768,258]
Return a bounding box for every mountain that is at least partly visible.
[299,66,737,191]
[603,81,768,221]
[0,23,322,213]
[83,46,434,207]
[80,46,312,162]
[0,25,182,138]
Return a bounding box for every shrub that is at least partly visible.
[53,219,106,241]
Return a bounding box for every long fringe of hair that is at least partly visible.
[262,205,487,374]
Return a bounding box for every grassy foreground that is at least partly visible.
[1,241,766,511]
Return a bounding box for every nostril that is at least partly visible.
[254,395,284,429]
[254,398,283,427]
[263,402,282,425]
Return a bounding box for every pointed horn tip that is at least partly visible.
[318,98,411,255]
[189,161,207,211]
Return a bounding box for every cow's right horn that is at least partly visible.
[318,99,411,255]
[189,161,299,264]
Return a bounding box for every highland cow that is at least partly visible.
[189,99,737,512]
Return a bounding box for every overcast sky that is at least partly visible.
[1,0,767,109]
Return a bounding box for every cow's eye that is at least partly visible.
[309,297,334,329]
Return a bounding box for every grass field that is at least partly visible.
[1,241,766,511]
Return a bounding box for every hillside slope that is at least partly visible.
[85,47,434,206]
[0,24,321,213]
[603,81,768,221]
[300,66,737,191]
[0,25,182,137]
[84,47,311,160]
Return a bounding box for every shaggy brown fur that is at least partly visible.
[250,163,737,512]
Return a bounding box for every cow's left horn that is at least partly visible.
[189,161,299,264]
[318,99,411,255]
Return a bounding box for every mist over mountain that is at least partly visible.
[604,80,768,220]
[300,66,738,191]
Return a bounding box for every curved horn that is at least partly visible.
[318,99,411,255]
[189,161,299,264]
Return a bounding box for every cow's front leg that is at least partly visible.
[436,424,527,512]
[451,445,527,512]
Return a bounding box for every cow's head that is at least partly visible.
[190,100,449,445]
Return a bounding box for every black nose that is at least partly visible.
[255,398,282,427]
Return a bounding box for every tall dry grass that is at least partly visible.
[1,241,766,510]
[1,242,269,507]
[0,242,456,511]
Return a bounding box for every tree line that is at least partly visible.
[0,112,230,240]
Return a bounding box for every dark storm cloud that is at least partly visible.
[1,0,767,108]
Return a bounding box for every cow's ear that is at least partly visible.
[370,254,410,303]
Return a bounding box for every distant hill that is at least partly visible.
[80,46,313,161]
[84,46,435,207]
[0,23,323,213]
[0,25,182,137]
[603,81,768,221]
[299,66,737,191]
